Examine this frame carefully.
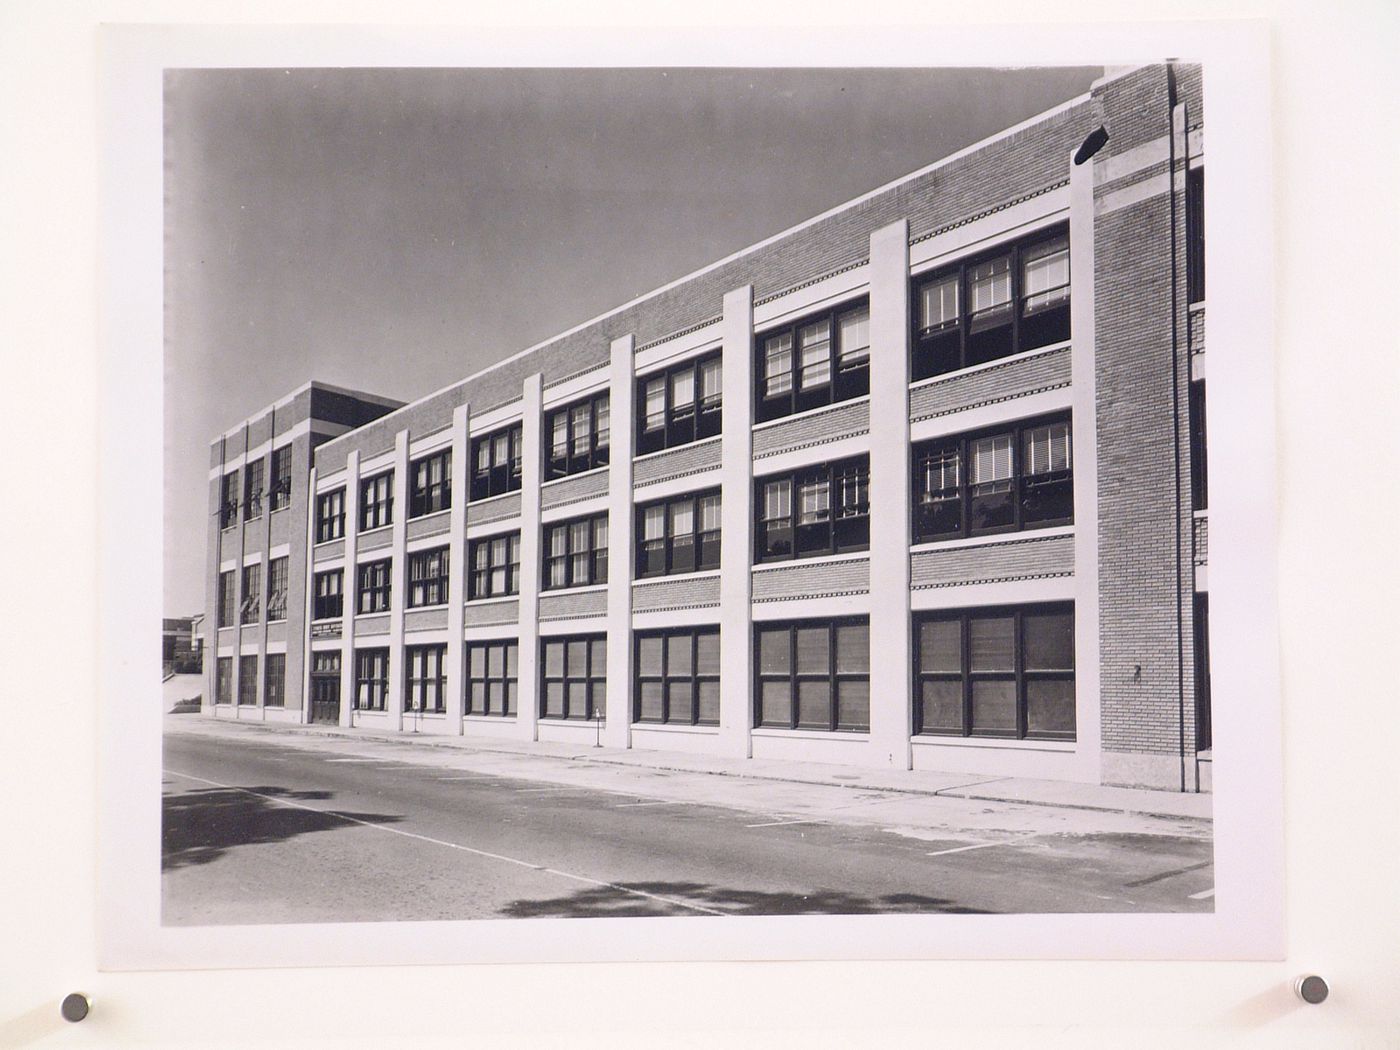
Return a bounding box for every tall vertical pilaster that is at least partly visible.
[604,335,636,748]
[300,465,318,725]
[516,375,544,742]
[337,450,360,728]
[387,430,410,733]
[444,403,471,732]
[867,220,913,770]
[719,286,755,758]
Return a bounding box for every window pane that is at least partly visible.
[920,274,960,330]
[666,681,692,723]
[837,680,870,731]
[835,623,869,674]
[551,413,568,458]
[671,370,695,411]
[758,628,790,675]
[638,636,663,677]
[590,681,607,719]
[1023,236,1070,310]
[544,641,564,677]
[759,680,792,727]
[764,333,793,395]
[505,643,519,677]
[919,618,962,675]
[487,644,504,677]
[969,616,1015,672]
[545,681,565,718]
[566,639,587,675]
[1024,610,1074,671]
[798,320,832,387]
[836,306,870,365]
[970,255,1012,313]
[485,681,503,715]
[699,494,721,532]
[639,680,664,721]
[795,626,829,675]
[1023,422,1072,475]
[595,399,610,449]
[920,680,964,733]
[700,359,722,405]
[971,434,1014,485]
[568,681,588,718]
[665,634,692,677]
[762,479,791,521]
[696,681,720,725]
[590,638,607,673]
[796,680,831,729]
[798,478,830,524]
[971,679,1017,732]
[669,500,694,537]
[1026,678,1076,736]
[695,631,720,675]
[469,646,484,679]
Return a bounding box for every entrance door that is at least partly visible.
[309,652,342,725]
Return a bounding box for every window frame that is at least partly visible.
[911,412,1074,544]
[539,634,608,722]
[359,470,394,531]
[404,644,447,714]
[634,350,723,456]
[911,225,1071,381]
[408,450,451,518]
[753,617,871,733]
[266,557,289,622]
[468,531,522,600]
[755,298,870,423]
[354,648,390,711]
[542,513,609,590]
[465,640,519,717]
[406,546,449,608]
[264,653,286,707]
[242,459,264,521]
[469,423,523,501]
[219,472,239,530]
[356,558,393,615]
[754,455,870,563]
[545,391,611,479]
[237,654,259,706]
[217,569,235,628]
[312,569,343,621]
[239,564,261,625]
[215,656,233,704]
[1190,381,1207,511]
[635,489,721,578]
[269,445,293,512]
[633,626,721,726]
[913,603,1076,741]
[315,488,346,543]
[1187,166,1205,305]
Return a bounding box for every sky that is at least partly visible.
[164,65,1102,615]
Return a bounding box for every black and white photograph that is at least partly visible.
[159,61,1224,929]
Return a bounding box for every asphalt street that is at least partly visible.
[162,726,1214,924]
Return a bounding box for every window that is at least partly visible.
[756,300,870,422]
[470,424,523,500]
[219,472,239,529]
[313,569,343,620]
[1194,594,1211,751]
[912,414,1073,542]
[754,618,870,732]
[243,459,264,521]
[239,564,261,624]
[543,513,608,589]
[266,557,288,621]
[407,547,449,607]
[217,570,235,628]
[912,227,1070,380]
[636,490,721,577]
[1190,382,1207,510]
[915,604,1075,740]
[404,644,447,714]
[357,559,392,614]
[466,640,518,717]
[410,451,451,517]
[269,445,293,512]
[468,532,521,599]
[316,489,345,543]
[755,455,869,562]
[264,653,286,707]
[238,655,258,705]
[540,634,607,721]
[546,392,610,479]
[1187,167,1205,304]
[635,351,722,455]
[354,648,390,711]
[216,656,232,704]
[635,627,720,726]
[360,471,393,530]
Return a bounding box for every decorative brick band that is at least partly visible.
[636,315,724,354]
[911,570,1071,591]
[912,380,1072,423]
[909,180,1069,246]
[633,602,721,614]
[752,588,869,603]
[543,361,610,393]
[752,557,869,578]
[754,257,870,308]
[753,427,871,460]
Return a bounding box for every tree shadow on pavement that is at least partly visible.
[162,786,403,872]
[500,882,991,918]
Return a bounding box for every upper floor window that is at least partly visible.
[316,489,345,543]
[755,455,870,563]
[636,490,721,578]
[912,227,1070,381]
[243,459,264,521]
[636,351,722,456]
[357,559,392,614]
[266,557,288,621]
[217,569,235,628]
[239,564,261,624]
[1190,382,1207,510]
[269,445,293,511]
[219,472,239,529]
[470,424,522,501]
[469,532,521,599]
[409,450,451,518]
[543,513,608,590]
[407,547,449,608]
[312,569,343,620]
[360,471,393,531]
[546,392,610,479]
[757,299,870,423]
[912,414,1073,543]
[1187,167,1205,304]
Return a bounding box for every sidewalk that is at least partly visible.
[175,714,1212,822]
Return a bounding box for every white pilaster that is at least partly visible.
[300,465,318,725]
[719,286,755,758]
[1070,146,1103,784]
[516,375,544,742]
[604,335,636,748]
[444,404,471,732]
[867,220,913,770]
[387,429,410,733]
[337,450,360,728]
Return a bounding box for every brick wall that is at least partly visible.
[404,608,449,632]
[633,437,721,487]
[910,533,1073,590]
[910,344,1070,423]
[752,557,869,602]
[468,491,522,526]
[632,574,721,613]
[753,400,870,460]
[541,469,610,510]
[355,614,391,637]
[539,589,608,621]
[407,511,451,542]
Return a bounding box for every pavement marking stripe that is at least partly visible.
[924,834,1038,857]
[436,776,493,781]
[615,800,692,808]
[1123,859,1213,889]
[324,758,382,763]
[164,769,727,917]
[1189,887,1215,900]
[745,818,822,828]
[514,787,576,794]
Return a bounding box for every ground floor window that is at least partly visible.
[635,627,720,725]
[754,618,870,732]
[405,644,447,713]
[216,656,232,704]
[466,640,518,716]
[237,655,259,705]
[354,648,389,711]
[264,653,286,707]
[914,603,1075,740]
[1194,594,1211,751]
[541,634,606,721]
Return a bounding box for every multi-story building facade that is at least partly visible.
[202,64,1210,791]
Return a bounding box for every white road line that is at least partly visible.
[324,758,381,763]
[514,787,576,794]
[436,775,492,781]
[745,818,821,828]
[615,800,691,808]
[164,769,727,917]
[925,837,1033,857]
[1189,887,1215,900]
